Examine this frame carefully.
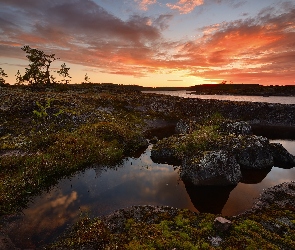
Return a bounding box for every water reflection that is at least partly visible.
[184,183,236,214]
[240,168,272,184]
[3,191,79,248]
[4,140,295,248]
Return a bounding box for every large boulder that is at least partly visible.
[269,143,295,168]
[152,120,294,186]
[180,151,242,186]
[232,135,274,169]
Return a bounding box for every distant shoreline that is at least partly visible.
[141,83,295,96]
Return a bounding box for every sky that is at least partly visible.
[0,0,295,87]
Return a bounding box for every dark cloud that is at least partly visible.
[154,14,174,30]
[0,0,165,76]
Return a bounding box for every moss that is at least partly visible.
[45,204,295,249]
[2,85,295,248]
[152,123,222,162]
[0,85,147,215]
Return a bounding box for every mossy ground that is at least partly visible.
[1,84,295,249]
[0,84,152,215]
[46,205,295,249]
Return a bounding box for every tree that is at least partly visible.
[21,45,58,85]
[83,73,91,84]
[0,67,8,85]
[15,70,23,85]
[57,63,71,84]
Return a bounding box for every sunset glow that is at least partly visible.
[0,0,294,86]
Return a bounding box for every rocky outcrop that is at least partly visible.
[151,120,295,186]
[233,135,274,169]
[270,143,295,168]
[175,119,198,134]
[219,120,252,135]
[181,151,241,186]
[175,119,191,134]
[150,136,183,165]
[242,181,295,214]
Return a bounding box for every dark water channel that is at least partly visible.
[3,138,295,248]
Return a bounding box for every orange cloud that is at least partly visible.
[1,0,295,85]
[135,0,157,10]
[166,7,295,84]
[167,0,204,14]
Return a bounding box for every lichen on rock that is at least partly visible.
[151,119,295,186]
[181,150,242,186]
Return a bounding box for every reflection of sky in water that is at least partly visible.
[223,139,295,216]
[6,141,295,248]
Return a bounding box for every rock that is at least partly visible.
[219,120,252,135]
[175,120,189,134]
[214,217,232,232]
[175,120,193,134]
[209,236,223,247]
[180,151,242,186]
[249,182,295,212]
[270,143,295,168]
[151,136,183,165]
[149,136,158,144]
[260,221,286,235]
[0,126,5,136]
[0,234,19,250]
[137,137,149,148]
[233,135,274,169]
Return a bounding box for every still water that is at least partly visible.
[5,140,295,248]
[143,90,295,104]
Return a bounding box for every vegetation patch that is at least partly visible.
[46,205,295,249]
[0,86,148,215]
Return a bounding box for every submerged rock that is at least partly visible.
[181,151,242,186]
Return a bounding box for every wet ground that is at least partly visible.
[3,139,295,248]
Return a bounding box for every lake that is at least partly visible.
[143,90,295,104]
